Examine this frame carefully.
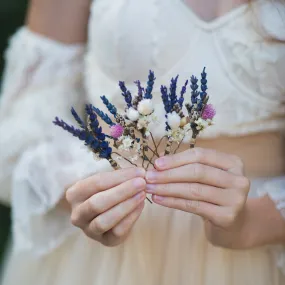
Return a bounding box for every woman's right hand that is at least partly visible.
[66,167,146,246]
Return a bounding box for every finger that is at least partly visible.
[66,167,145,204]
[152,195,232,227]
[154,148,244,175]
[86,192,146,236]
[146,164,237,188]
[110,201,145,238]
[146,183,233,206]
[70,177,146,227]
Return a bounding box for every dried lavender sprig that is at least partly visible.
[92,106,115,126]
[135,80,144,99]
[144,70,155,99]
[101,96,117,117]
[200,67,208,100]
[178,79,188,108]
[119,81,132,108]
[170,75,179,110]
[71,107,85,129]
[190,76,199,104]
[85,104,106,141]
[133,80,144,108]
[160,85,171,131]
[53,117,100,152]
[161,85,171,113]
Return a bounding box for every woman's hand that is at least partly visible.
[145,148,251,249]
[66,167,146,247]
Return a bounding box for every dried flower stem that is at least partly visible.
[164,140,172,155]
[146,135,167,170]
[190,131,199,148]
[108,158,120,170]
[147,146,159,158]
[173,135,185,154]
[150,132,158,154]
[112,152,138,167]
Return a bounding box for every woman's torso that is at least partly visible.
[85,0,285,178]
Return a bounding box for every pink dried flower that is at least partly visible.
[202,104,216,120]
[110,124,124,138]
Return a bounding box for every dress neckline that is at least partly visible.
[178,0,260,30]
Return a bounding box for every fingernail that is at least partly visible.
[146,171,158,182]
[153,195,164,202]
[155,157,166,168]
[136,168,146,177]
[133,178,145,189]
[146,184,156,193]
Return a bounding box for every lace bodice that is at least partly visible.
[85,0,285,138]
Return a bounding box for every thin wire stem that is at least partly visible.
[146,135,167,170]
[150,132,158,154]
[147,146,159,158]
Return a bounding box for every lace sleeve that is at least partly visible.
[0,27,111,256]
[12,131,113,256]
[257,177,285,274]
[0,27,85,205]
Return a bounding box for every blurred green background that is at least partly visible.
[0,0,28,265]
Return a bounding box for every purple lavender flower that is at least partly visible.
[53,117,100,151]
[178,80,188,108]
[71,107,85,129]
[101,96,117,117]
[85,104,105,141]
[134,80,144,99]
[92,106,115,126]
[190,76,199,104]
[144,70,155,99]
[161,85,171,114]
[169,75,179,109]
[119,81,132,108]
[160,85,172,131]
[200,67,208,100]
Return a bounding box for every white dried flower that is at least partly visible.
[138,99,154,115]
[167,112,181,130]
[137,116,149,130]
[122,136,134,149]
[167,128,185,142]
[127,107,140,121]
[183,123,191,132]
[195,118,210,131]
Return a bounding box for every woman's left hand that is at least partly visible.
[145,148,251,248]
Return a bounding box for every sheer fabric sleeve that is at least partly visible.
[0,27,113,256]
[256,177,285,275]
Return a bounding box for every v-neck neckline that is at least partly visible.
[178,0,260,30]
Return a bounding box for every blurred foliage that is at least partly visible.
[0,0,28,265]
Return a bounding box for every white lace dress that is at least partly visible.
[0,0,285,284]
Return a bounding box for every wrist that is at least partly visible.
[239,196,285,249]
